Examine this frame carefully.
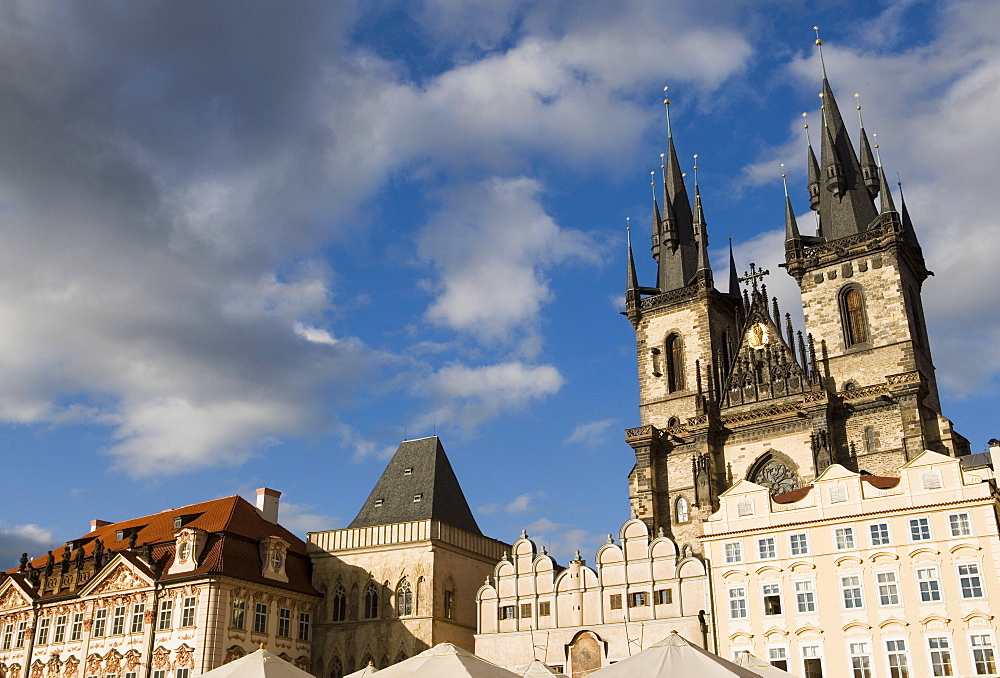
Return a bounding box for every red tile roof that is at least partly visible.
[5,494,318,599]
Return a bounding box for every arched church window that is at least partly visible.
[665,333,684,392]
[864,427,878,453]
[332,585,346,622]
[748,454,800,496]
[330,658,343,678]
[363,582,379,620]
[675,496,690,524]
[840,286,868,347]
[396,579,412,616]
[667,416,680,427]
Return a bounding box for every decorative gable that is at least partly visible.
[79,555,154,597]
[259,536,290,583]
[167,527,208,575]
[0,578,33,611]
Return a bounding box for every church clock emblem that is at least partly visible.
[746,322,770,349]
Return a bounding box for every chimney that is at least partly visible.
[256,488,281,524]
[989,439,1000,467]
[91,519,112,532]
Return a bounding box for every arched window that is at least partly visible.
[840,286,868,347]
[363,582,379,619]
[675,496,690,524]
[348,583,359,621]
[665,333,684,392]
[396,579,412,616]
[667,416,680,427]
[444,577,456,620]
[330,658,343,678]
[864,427,878,453]
[332,585,346,622]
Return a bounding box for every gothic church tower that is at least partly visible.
[623,47,969,549]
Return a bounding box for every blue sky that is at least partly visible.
[2,0,999,568]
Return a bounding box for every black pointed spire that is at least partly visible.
[650,171,662,260]
[656,90,699,292]
[728,237,740,298]
[896,177,923,252]
[877,165,896,214]
[855,94,880,199]
[692,160,712,283]
[627,226,640,293]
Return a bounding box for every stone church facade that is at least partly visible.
[623,64,970,549]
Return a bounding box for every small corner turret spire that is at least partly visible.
[650,170,662,259]
[728,237,740,298]
[856,93,880,199]
[873,137,897,214]
[804,113,821,213]
[626,220,639,293]
[896,174,923,253]
[782,165,802,246]
[692,155,712,282]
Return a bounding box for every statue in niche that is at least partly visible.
[749,458,799,496]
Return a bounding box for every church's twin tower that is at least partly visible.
[623,53,969,547]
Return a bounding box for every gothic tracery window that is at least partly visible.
[396,579,412,617]
[363,582,379,620]
[841,286,868,347]
[332,585,346,622]
[675,496,690,524]
[665,333,684,392]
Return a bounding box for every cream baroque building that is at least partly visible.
[0,489,317,678]
[475,520,711,676]
[308,437,508,678]
[702,450,1000,676]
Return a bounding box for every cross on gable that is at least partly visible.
[738,262,770,292]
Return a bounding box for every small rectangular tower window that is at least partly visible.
[609,594,622,610]
[520,603,532,618]
[655,589,672,605]
[538,602,551,616]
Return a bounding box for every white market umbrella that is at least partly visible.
[345,662,379,678]
[588,631,761,678]
[374,643,520,678]
[520,660,566,677]
[734,652,800,677]
[200,649,316,678]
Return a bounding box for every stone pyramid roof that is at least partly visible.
[348,437,481,534]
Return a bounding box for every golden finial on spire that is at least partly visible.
[802,112,813,146]
[873,132,884,167]
[814,26,828,78]
[854,92,866,127]
[692,154,699,185]
[663,86,674,138]
[780,163,790,197]
[650,170,657,203]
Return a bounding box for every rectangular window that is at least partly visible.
[70,613,84,642]
[870,523,891,546]
[762,584,782,615]
[538,602,551,616]
[628,592,647,608]
[802,645,823,678]
[231,598,245,630]
[152,671,165,678]
[2,624,12,651]
[849,642,872,678]
[92,609,107,637]
[158,600,173,630]
[297,612,310,642]
[917,567,942,602]
[609,594,622,610]
[15,621,26,648]
[758,537,776,560]
[111,606,126,635]
[126,673,137,678]
[910,517,931,541]
[877,571,900,606]
[53,615,67,644]
[795,580,816,613]
[724,542,743,564]
[959,563,984,599]
[835,527,856,550]
[181,597,196,627]
[886,639,909,678]
[444,590,455,619]
[841,575,863,609]
[277,608,291,637]
[520,603,532,618]
[971,634,996,675]
[36,618,50,645]
[130,604,145,634]
[655,589,672,605]
[176,670,189,678]
[253,603,268,634]
[790,533,809,556]
[728,587,747,619]
[949,513,972,537]
[768,647,788,671]
[927,636,953,677]
[500,605,516,620]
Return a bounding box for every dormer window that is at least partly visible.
[413,494,423,503]
[403,468,413,476]
[173,517,183,530]
[374,499,384,507]
[167,527,207,576]
[116,530,125,542]
[259,536,290,584]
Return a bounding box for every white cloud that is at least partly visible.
[419,177,599,350]
[272,501,340,537]
[478,490,546,516]
[417,361,564,433]
[565,418,618,447]
[524,517,603,564]
[0,523,56,569]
